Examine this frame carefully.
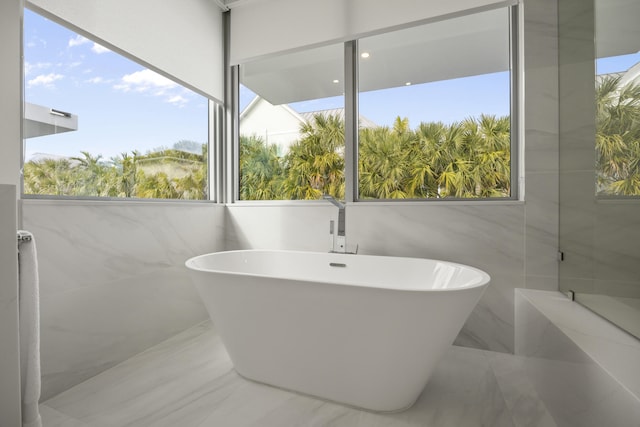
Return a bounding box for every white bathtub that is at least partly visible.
[185,249,490,412]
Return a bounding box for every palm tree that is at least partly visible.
[461,115,511,197]
[23,158,76,195]
[408,121,457,198]
[281,113,345,200]
[239,135,285,200]
[596,75,640,196]
[70,151,110,196]
[359,118,413,199]
[134,171,180,199]
[108,151,141,197]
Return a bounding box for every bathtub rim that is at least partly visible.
[185,249,490,293]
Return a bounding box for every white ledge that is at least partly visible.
[516,289,640,402]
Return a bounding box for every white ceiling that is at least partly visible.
[241,7,509,105]
[596,0,640,58]
[236,0,640,105]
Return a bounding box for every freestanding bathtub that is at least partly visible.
[185,249,490,412]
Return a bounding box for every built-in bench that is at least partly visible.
[515,289,640,427]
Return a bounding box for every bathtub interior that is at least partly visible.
[186,249,490,292]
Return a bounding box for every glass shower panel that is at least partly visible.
[559,0,640,339]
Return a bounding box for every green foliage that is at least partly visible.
[239,135,285,200]
[596,75,640,196]
[240,113,511,200]
[23,144,207,200]
[27,74,640,200]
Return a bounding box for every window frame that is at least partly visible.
[233,4,521,204]
[21,6,219,203]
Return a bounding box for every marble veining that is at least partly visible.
[22,201,224,400]
[42,321,555,427]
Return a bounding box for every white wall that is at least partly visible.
[27,0,225,102]
[22,201,226,400]
[0,0,23,423]
[230,0,514,64]
[227,0,560,354]
[0,0,22,188]
[0,186,21,427]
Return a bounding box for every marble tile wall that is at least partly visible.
[225,0,561,355]
[0,185,21,426]
[21,200,226,400]
[558,0,598,297]
[524,0,560,294]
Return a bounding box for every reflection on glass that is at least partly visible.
[358,7,513,199]
[560,0,640,341]
[596,51,640,196]
[23,9,210,200]
[238,43,344,200]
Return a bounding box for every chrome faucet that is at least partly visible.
[322,194,347,253]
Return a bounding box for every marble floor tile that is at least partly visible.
[487,352,558,427]
[43,321,548,427]
[39,404,90,427]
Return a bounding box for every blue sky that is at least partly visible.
[597,52,640,74]
[24,9,208,161]
[240,70,511,130]
[25,8,640,161]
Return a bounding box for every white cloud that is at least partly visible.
[85,76,110,84]
[68,35,90,47]
[27,73,64,88]
[116,69,177,92]
[115,69,190,107]
[91,43,111,54]
[26,37,47,49]
[167,95,188,106]
[24,62,52,76]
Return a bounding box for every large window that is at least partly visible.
[237,6,518,202]
[238,43,344,200]
[358,8,513,199]
[23,9,212,200]
[595,5,640,197]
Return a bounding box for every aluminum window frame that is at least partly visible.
[20,6,219,203]
[231,4,522,204]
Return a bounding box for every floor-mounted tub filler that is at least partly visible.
[185,249,490,412]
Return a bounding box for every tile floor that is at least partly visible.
[41,321,557,427]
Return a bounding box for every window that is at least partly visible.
[358,7,514,199]
[237,6,518,202]
[238,43,344,200]
[23,9,212,200]
[595,14,640,197]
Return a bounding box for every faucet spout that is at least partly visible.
[322,194,347,252]
[322,194,345,210]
